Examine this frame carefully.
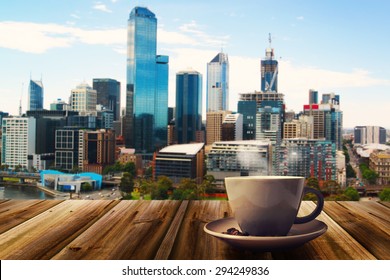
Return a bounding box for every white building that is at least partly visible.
[1,117,36,169]
[70,82,97,115]
[206,52,229,112]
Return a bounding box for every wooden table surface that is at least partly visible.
[0,199,389,260]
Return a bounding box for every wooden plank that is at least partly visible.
[272,201,376,260]
[154,200,189,260]
[378,201,390,209]
[0,200,64,234]
[0,200,119,260]
[338,201,390,232]
[168,200,273,260]
[321,201,390,260]
[52,200,181,260]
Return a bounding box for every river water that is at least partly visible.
[0,185,55,200]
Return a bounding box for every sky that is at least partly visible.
[0,0,389,128]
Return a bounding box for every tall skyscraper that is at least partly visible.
[28,79,44,110]
[206,52,229,112]
[261,35,278,92]
[303,93,343,150]
[93,78,121,121]
[125,6,169,153]
[70,82,97,115]
[309,89,318,104]
[175,70,202,144]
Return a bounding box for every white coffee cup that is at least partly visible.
[225,176,324,236]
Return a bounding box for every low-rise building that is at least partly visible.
[369,150,390,185]
[154,143,205,184]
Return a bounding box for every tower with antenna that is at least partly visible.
[261,33,278,92]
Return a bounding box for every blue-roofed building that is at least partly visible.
[40,170,102,193]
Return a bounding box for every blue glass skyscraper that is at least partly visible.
[261,36,278,92]
[125,7,169,153]
[175,70,202,144]
[206,52,229,112]
[28,79,44,110]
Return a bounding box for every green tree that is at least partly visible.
[81,182,93,192]
[323,180,341,196]
[150,176,172,200]
[120,172,134,196]
[360,163,378,185]
[144,166,153,178]
[379,188,390,201]
[306,177,320,190]
[123,162,136,177]
[173,178,202,200]
[343,187,360,201]
[202,175,217,194]
[346,164,356,178]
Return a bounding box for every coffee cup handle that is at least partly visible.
[294,187,324,224]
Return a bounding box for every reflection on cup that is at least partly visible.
[225,176,324,236]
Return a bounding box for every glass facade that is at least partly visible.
[175,70,202,144]
[55,129,80,171]
[280,139,336,181]
[261,49,278,92]
[93,79,121,121]
[206,52,229,112]
[238,100,257,140]
[28,80,44,111]
[126,6,168,153]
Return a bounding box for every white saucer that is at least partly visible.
[204,217,327,251]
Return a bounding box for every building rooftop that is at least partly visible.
[212,140,271,146]
[159,143,204,155]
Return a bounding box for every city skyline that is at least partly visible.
[1,0,389,128]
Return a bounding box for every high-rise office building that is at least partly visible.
[125,6,169,153]
[256,101,283,175]
[261,36,278,92]
[28,79,44,111]
[70,82,97,115]
[303,93,343,150]
[1,117,36,169]
[238,100,257,140]
[206,111,231,145]
[175,70,202,144]
[83,129,116,174]
[309,89,318,105]
[280,139,336,181]
[221,113,243,141]
[239,91,284,110]
[93,79,121,121]
[206,52,229,112]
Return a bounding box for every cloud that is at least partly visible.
[0,21,124,53]
[93,3,112,13]
[296,16,304,20]
[70,13,81,19]
[176,20,230,48]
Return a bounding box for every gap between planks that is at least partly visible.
[154,200,189,260]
